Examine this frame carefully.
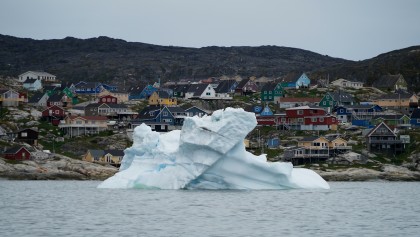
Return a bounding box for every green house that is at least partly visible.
[261,82,284,102]
[320,90,355,111]
[371,114,411,128]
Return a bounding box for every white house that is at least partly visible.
[22,78,42,91]
[330,78,364,89]
[0,89,20,107]
[18,71,56,83]
[185,84,216,99]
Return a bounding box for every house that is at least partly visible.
[171,84,191,98]
[101,150,125,167]
[277,106,338,131]
[15,128,39,145]
[330,78,364,89]
[319,90,355,112]
[3,146,31,160]
[214,80,237,99]
[83,149,105,162]
[372,74,407,92]
[266,137,280,148]
[372,91,418,114]
[28,92,49,107]
[185,106,209,117]
[128,84,158,100]
[256,105,277,126]
[47,93,72,108]
[84,103,134,120]
[278,97,321,109]
[98,95,118,104]
[74,81,102,94]
[284,135,351,165]
[371,114,411,129]
[185,84,216,100]
[366,122,404,154]
[235,78,258,95]
[335,104,383,123]
[23,78,42,91]
[98,89,129,103]
[42,105,66,126]
[58,115,108,137]
[280,73,311,89]
[131,106,170,132]
[0,89,20,107]
[410,108,420,127]
[148,91,177,106]
[18,71,56,83]
[261,82,284,103]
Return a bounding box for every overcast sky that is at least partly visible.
[1,0,419,61]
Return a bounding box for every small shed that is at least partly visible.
[3,146,31,160]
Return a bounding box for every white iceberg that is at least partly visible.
[98,107,329,190]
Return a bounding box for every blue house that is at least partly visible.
[266,138,280,148]
[260,105,274,116]
[410,108,420,127]
[335,104,383,123]
[280,73,311,89]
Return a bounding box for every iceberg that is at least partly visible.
[98,107,329,190]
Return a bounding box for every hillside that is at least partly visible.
[0,34,347,86]
[0,34,419,91]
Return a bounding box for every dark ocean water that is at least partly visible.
[0,181,419,237]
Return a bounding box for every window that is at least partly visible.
[297,110,303,115]
[264,91,267,94]
[206,92,211,96]
[297,118,303,123]
[55,110,59,114]
[22,152,26,158]
[323,101,326,105]
[319,118,324,122]
[269,91,272,94]
[340,109,344,113]
[163,111,168,116]
[281,118,286,122]
[21,132,27,137]
[311,118,317,122]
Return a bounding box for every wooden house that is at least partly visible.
[319,90,355,112]
[148,91,177,106]
[185,84,216,100]
[335,104,383,123]
[410,108,420,128]
[58,115,108,137]
[278,97,321,109]
[372,74,407,92]
[235,78,258,95]
[330,78,364,89]
[42,105,66,126]
[15,128,38,145]
[23,78,42,91]
[0,89,20,107]
[371,114,411,129]
[18,71,56,83]
[171,84,191,98]
[276,106,338,131]
[101,150,125,167]
[214,80,237,99]
[3,146,31,160]
[372,91,418,114]
[261,82,284,103]
[83,149,105,162]
[28,92,49,107]
[128,84,157,100]
[280,73,311,89]
[185,106,209,117]
[98,89,129,103]
[365,122,404,154]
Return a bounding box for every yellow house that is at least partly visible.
[100,150,125,167]
[327,137,350,149]
[298,136,330,150]
[83,149,105,162]
[149,91,177,106]
[373,93,418,113]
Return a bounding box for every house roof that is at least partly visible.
[47,93,64,102]
[137,106,161,120]
[104,149,124,156]
[28,92,47,103]
[156,91,170,98]
[261,82,276,91]
[215,80,236,93]
[299,136,322,142]
[279,97,321,103]
[373,74,403,88]
[377,91,414,100]
[411,108,420,119]
[172,84,191,94]
[328,90,355,103]
[366,122,395,137]
[167,106,186,113]
[88,149,105,158]
[23,78,39,84]
[236,78,250,89]
[372,114,407,120]
[4,146,28,154]
[187,84,210,96]
[19,71,55,77]
[281,72,302,83]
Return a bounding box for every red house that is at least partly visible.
[277,106,338,131]
[42,105,66,126]
[98,95,118,104]
[3,146,31,160]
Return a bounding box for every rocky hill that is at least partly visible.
[0,34,419,91]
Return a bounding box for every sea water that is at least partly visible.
[0,181,419,237]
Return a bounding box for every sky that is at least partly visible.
[1,0,419,61]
